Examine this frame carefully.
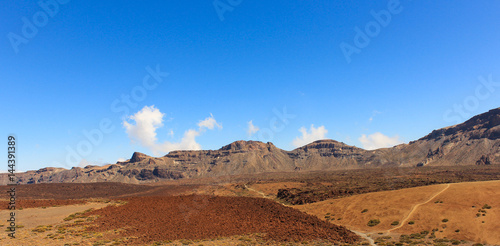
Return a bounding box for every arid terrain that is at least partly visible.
[1,165,500,245]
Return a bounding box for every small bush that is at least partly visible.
[455,229,460,233]
[442,219,449,223]
[408,221,415,225]
[361,209,368,213]
[367,219,381,227]
[391,221,399,226]
[482,204,492,209]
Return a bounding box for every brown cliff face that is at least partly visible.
[2,108,499,185]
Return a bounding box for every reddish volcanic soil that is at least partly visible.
[0,199,86,210]
[85,195,359,244]
[0,183,156,200]
[0,182,200,200]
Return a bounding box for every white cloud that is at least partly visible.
[117,157,127,162]
[292,124,328,148]
[358,132,403,150]
[123,106,221,156]
[247,120,259,136]
[198,113,222,130]
[123,105,164,147]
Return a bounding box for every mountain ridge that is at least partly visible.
[2,108,499,185]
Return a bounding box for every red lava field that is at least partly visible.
[84,195,359,244]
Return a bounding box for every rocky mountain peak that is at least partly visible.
[420,107,500,141]
[130,152,150,163]
[220,140,270,151]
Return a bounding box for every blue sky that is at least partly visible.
[1,0,500,171]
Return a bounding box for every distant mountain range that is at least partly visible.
[2,108,499,185]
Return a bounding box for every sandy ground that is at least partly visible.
[0,202,110,246]
[295,180,500,245]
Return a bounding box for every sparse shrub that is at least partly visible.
[408,221,415,225]
[442,219,449,222]
[391,221,399,226]
[238,237,252,242]
[472,244,484,246]
[361,209,368,213]
[367,219,381,227]
[482,204,492,209]
[409,233,424,239]
[455,229,460,233]
[399,234,411,243]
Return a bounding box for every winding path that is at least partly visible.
[388,183,451,232]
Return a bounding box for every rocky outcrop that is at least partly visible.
[131,152,149,162]
[476,155,491,165]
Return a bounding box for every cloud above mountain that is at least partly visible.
[123,105,221,155]
[358,132,403,150]
[247,120,260,136]
[292,124,328,148]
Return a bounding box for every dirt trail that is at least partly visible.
[351,230,375,246]
[388,183,451,232]
[244,184,268,198]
